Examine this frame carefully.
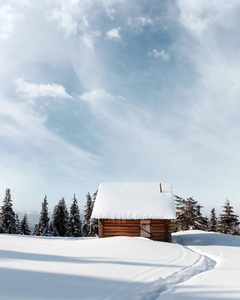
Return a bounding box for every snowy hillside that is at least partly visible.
[0,231,239,299]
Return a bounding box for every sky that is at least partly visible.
[1,0,240,216]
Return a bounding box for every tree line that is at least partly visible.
[0,188,98,237]
[1,188,239,237]
[173,195,240,235]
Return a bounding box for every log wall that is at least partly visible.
[98,219,172,242]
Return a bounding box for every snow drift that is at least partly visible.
[0,231,239,299]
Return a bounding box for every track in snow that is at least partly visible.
[139,240,217,300]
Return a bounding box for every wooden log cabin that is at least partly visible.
[91,182,176,242]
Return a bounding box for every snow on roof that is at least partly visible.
[91,182,176,219]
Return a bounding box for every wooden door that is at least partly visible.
[140,220,151,238]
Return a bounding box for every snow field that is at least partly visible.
[159,231,240,300]
[0,231,240,299]
[0,234,200,300]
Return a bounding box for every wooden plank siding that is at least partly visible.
[98,219,172,242]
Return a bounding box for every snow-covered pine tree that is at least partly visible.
[217,199,239,235]
[82,192,92,237]
[0,213,2,233]
[51,198,69,237]
[195,204,209,231]
[174,195,206,231]
[36,195,50,236]
[184,197,199,230]
[49,205,58,236]
[0,189,16,234]
[15,213,20,234]
[172,195,185,231]
[89,190,98,237]
[32,223,40,236]
[67,194,82,237]
[209,207,218,232]
[20,213,31,235]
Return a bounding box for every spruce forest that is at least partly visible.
[0,189,98,237]
[173,195,240,235]
[0,188,239,236]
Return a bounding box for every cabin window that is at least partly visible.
[140,220,151,238]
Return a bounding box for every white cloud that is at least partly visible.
[148,49,169,61]
[80,90,113,102]
[16,79,72,99]
[48,1,89,38]
[106,27,121,41]
[98,0,125,20]
[137,16,153,26]
[105,6,116,20]
[0,5,18,40]
[128,16,153,28]
[47,0,120,50]
[177,0,239,36]
[79,90,123,108]
[80,31,101,50]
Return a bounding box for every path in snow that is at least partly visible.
[158,231,240,300]
[140,250,216,300]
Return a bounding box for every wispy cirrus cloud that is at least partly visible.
[78,88,188,187]
[172,0,240,209]
[2,0,240,216]
[0,91,98,211]
[16,79,72,99]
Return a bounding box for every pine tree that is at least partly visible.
[33,223,42,236]
[0,213,2,233]
[174,195,199,231]
[36,195,50,236]
[217,199,239,235]
[67,194,82,237]
[209,208,218,232]
[184,197,198,230]
[89,190,98,237]
[0,189,16,234]
[82,192,92,237]
[50,198,69,237]
[20,213,31,235]
[15,213,20,234]
[195,204,209,231]
[172,195,185,232]
[49,205,57,236]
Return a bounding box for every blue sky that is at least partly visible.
[1,0,240,216]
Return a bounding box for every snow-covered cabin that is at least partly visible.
[91,182,176,242]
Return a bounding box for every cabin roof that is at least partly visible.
[91,182,176,220]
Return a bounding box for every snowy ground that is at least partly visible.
[161,231,240,300]
[0,231,239,300]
